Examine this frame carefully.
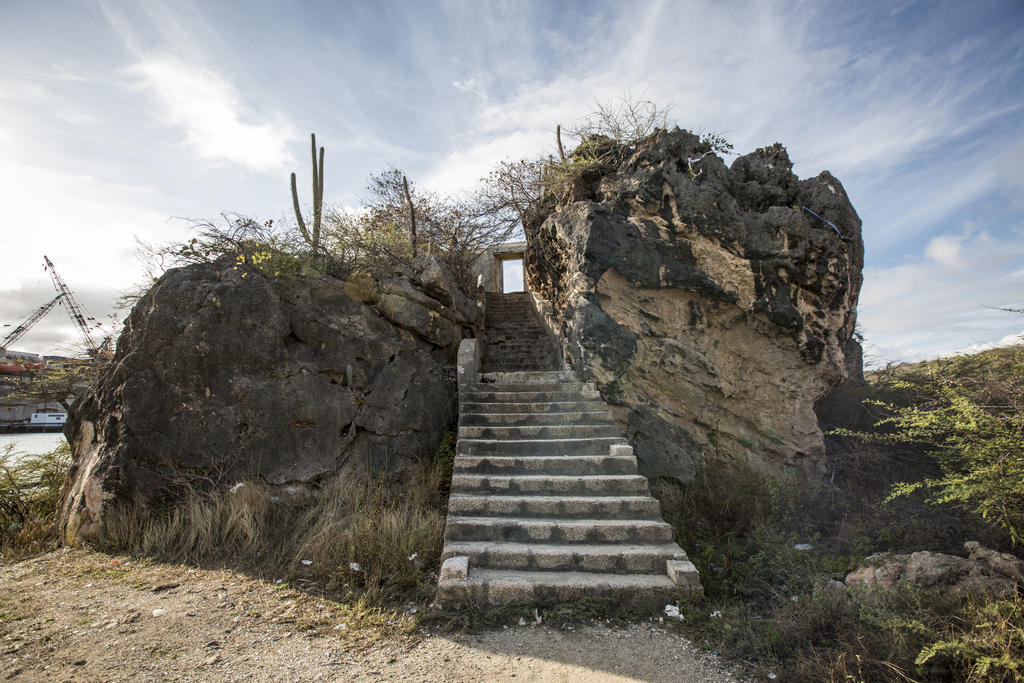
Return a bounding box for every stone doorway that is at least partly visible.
[500,256,524,293]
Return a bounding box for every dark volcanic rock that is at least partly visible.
[525,128,863,478]
[58,255,478,545]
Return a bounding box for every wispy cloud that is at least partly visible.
[127,56,295,172]
[860,227,1024,363]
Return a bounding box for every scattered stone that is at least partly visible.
[152,608,168,617]
[845,543,1023,597]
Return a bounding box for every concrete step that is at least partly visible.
[461,389,601,402]
[482,363,562,372]
[444,516,675,544]
[460,401,607,414]
[484,336,552,344]
[464,382,594,393]
[447,494,661,519]
[441,541,687,574]
[458,424,622,440]
[438,569,681,610]
[457,437,626,456]
[453,454,639,476]
[482,366,563,373]
[459,411,613,426]
[450,473,650,496]
[480,371,577,384]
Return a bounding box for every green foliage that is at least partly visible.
[836,346,1024,543]
[1,442,72,559]
[653,443,1021,681]
[917,593,1024,682]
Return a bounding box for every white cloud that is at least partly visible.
[924,234,964,267]
[860,228,1024,363]
[127,56,295,172]
[0,161,182,292]
[422,129,553,194]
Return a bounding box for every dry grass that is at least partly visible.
[101,458,449,604]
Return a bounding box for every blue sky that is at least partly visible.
[1,0,1022,364]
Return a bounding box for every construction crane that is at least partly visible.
[43,255,102,356]
[1,294,66,351]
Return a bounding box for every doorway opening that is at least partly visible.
[501,257,524,293]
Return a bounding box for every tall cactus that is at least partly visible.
[290,133,324,254]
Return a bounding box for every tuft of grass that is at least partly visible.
[101,457,449,605]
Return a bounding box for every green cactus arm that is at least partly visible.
[313,144,324,250]
[290,171,311,243]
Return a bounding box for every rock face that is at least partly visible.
[844,542,1024,598]
[524,129,863,479]
[58,255,479,545]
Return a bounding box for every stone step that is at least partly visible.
[456,437,627,456]
[441,541,686,574]
[461,389,601,402]
[459,411,613,426]
[480,371,577,384]
[458,424,621,440]
[447,494,661,519]
[484,334,551,342]
[481,362,561,371]
[460,401,608,414]
[482,366,562,373]
[450,473,649,496]
[453,454,638,476]
[464,382,594,393]
[444,516,675,544]
[482,352,559,359]
[438,569,681,610]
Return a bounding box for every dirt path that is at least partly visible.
[1,549,746,682]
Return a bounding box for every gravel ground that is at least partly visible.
[1,549,747,682]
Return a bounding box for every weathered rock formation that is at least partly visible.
[524,129,863,479]
[844,542,1024,598]
[58,255,479,545]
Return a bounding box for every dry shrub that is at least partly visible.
[1,442,72,561]
[102,458,448,604]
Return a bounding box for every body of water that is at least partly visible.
[0,432,68,461]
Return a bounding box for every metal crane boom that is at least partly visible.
[1,294,65,349]
[43,255,99,353]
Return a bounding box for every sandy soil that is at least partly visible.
[1,549,747,682]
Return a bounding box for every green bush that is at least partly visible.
[836,346,1024,543]
[1,442,72,560]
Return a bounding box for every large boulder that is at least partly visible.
[844,542,1024,598]
[58,255,479,545]
[524,129,863,479]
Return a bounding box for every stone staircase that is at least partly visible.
[438,293,702,609]
[480,292,560,373]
